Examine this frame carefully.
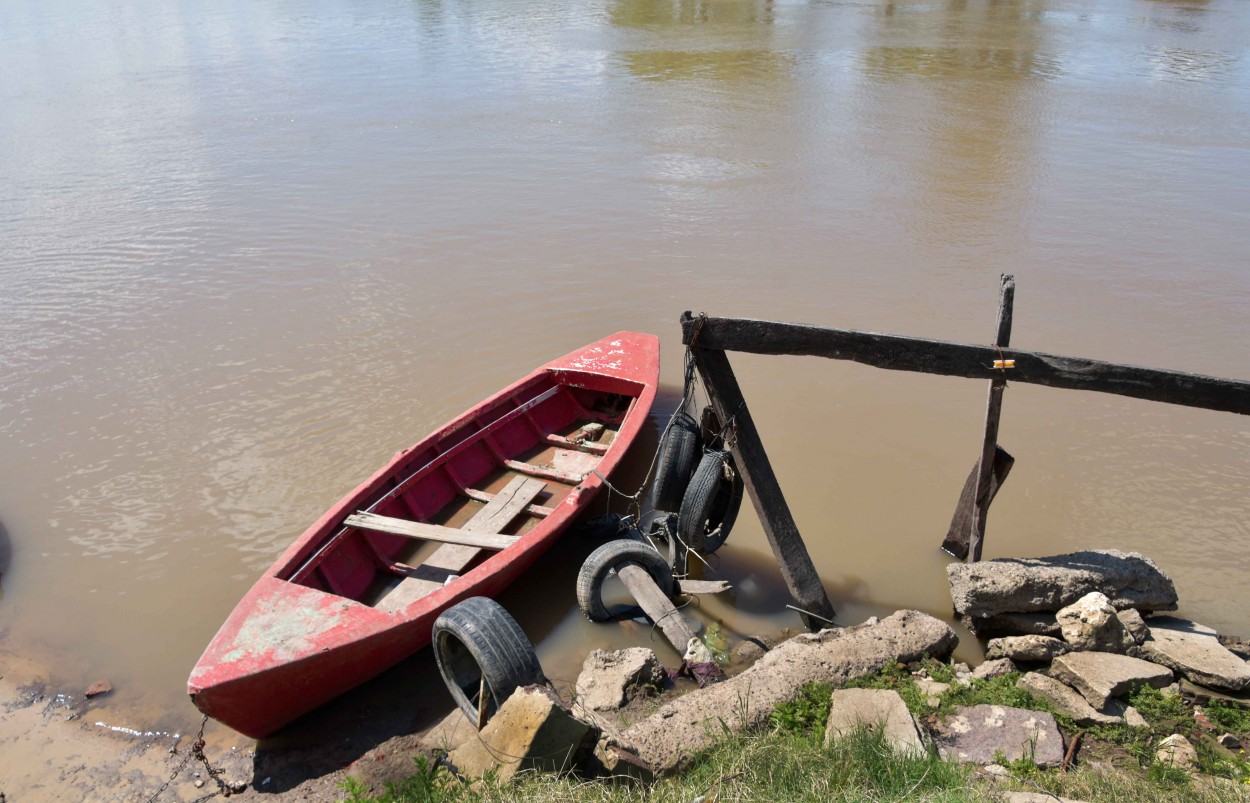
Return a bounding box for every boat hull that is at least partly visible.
[189,332,659,737]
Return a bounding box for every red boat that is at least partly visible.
[188,332,659,737]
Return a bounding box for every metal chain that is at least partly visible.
[145,714,237,802]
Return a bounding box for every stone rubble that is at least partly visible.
[574,648,665,712]
[985,635,1068,663]
[1135,617,1250,692]
[1049,651,1174,709]
[947,550,1178,634]
[1154,733,1199,773]
[1055,592,1135,654]
[1016,672,1122,727]
[933,704,1065,768]
[823,688,927,757]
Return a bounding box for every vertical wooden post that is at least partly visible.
[688,343,836,630]
[966,274,1015,563]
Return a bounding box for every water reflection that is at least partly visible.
[859,0,1054,257]
[611,0,776,29]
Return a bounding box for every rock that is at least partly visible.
[1123,706,1149,729]
[1217,634,1250,661]
[947,550,1178,620]
[961,612,1061,639]
[823,689,926,757]
[83,680,112,699]
[574,648,665,712]
[1136,617,1250,692]
[986,636,1068,663]
[609,610,957,775]
[1017,672,1122,726]
[952,662,973,687]
[1117,608,1150,645]
[972,658,1019,681]
[934,705,1065,767]
[1049,652,1174,709]
[1219,733,1242,750]
[1178,678,1250,709]
[447,686,597,782]
[914,677,950,707]
[1056,592,1134,653]
[982,763,1010,779]
[1155,733,1198,772]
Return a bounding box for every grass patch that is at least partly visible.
[1205,702,1250,737]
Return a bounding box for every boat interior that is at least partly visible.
[281,373,639,610]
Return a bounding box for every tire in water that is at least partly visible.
[576,539,674,621]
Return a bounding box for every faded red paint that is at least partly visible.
[188,332,659,738]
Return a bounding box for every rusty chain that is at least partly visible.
[144,714,240,803]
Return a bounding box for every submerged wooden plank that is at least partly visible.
[345,514,518,551]
[680,312,1250,415]
[942,446,1014,560]
[676,578,733,595]
[690,345,836,630]
[618,564,697,654]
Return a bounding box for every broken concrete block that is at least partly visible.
[447,686,597,782]
[1056,592,1135,654]
[934,705,1065,767]
[1136,617,1250,692]
[1116,608,1150,645]
[972,658,1019,681]
[1155,733,1198,772]
[575,648,665,712]
[1017,672,1121,726]
[823,689,926,757]
[986,635,1068,663]
[961,612,1061,639]
[948,550,1177,620]
[610,610,957,775]
[1049,652,1173,709]
[914,676,950,707]
[1122,706,1149,729]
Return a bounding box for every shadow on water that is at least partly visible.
[250,393,676,790]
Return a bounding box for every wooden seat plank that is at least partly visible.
[374,476,546,612]
[345,513,518,550]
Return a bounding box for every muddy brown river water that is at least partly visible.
[2,0,1249,749]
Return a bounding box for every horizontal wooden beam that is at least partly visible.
[680,313,1250,415]
[345,512,518,551]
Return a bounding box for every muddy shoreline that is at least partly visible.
[0,642,468,802]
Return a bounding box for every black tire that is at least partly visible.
[576,539,674,621]
[651,412,702,512]
[432,597,546,725]
[677,450,744,553]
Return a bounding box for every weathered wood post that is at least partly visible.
[681,312,836,631]
[964,274,1015,563]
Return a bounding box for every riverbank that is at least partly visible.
[0,643,466,802]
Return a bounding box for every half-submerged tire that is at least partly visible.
[432,597,546,725]
[576,539,674,621]
[677,450,744,553]
[651,412,702,513]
